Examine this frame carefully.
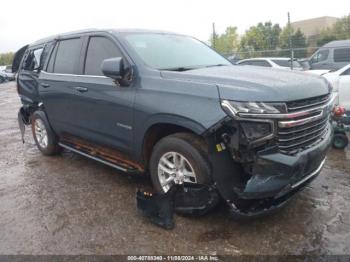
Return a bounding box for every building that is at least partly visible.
[291,16,339,46]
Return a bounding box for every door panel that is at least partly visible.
[66,76,135,153]
[39,38,84,134]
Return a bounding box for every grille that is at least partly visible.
[277,94,331,154]
[286,93,330,112]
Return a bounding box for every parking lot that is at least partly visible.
[0,81,350,255]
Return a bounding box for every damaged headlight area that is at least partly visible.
[221,100,287,116]
[240,121,273,142]
[220,100,283,149]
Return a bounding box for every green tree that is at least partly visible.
[279,27,307,58]
[332,14,350,39]
[317,14,350,46]
[317,28,337,46]
[210,26,239,55]
[0,52,14,66]
[239,22,282,57]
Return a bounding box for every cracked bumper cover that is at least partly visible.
[209,123,332,217]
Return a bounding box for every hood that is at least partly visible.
[161,65,329,102]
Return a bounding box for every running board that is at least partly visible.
[58,142,142,174]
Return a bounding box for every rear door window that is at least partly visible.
[53,38,82,74]
[239,61,251,65]
[272,59,302,68]
[249,60,271,67]
[334,48,350,62]
[84,36,122,76]
[46,43,58,73]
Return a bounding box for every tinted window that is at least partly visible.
[40,42,54,71]
[54,38,82,74]
[311,49,329,63]
[84,37,122,76]
[249,60,271,67]
[46,43,57,73]
[334,48,350,62]
[342,68,350,76]
[238,61,251,65]
[22,48,43,71]
[272,59,302,68]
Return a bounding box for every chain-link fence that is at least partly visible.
[221,46,320,62]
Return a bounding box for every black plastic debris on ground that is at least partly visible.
[136,184,220,229]
[136,186,176,230]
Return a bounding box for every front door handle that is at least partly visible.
[74,86,88,93]
[41,83,50,88]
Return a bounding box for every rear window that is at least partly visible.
[334,48,350,62]
[53,38,82,74]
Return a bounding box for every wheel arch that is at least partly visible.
[136,114,208,167]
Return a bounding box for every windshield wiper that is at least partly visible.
[160,64,228,72]
[204,64,228,68]
[160,66,198,72]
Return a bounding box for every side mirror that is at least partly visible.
[101,57,124,80]
[299,59,311,70]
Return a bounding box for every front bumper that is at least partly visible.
[209,122,332,217]
[238,124,332,200]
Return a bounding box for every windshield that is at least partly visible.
[272,59,302,68]
[124,33,231,70]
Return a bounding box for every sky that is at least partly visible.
[0,0,348,53]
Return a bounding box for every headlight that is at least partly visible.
[221,100,287,117]
[240,121,273,141]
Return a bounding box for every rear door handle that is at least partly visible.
[41,83,50,88]
[74,86,88,93]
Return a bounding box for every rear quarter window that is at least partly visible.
[334,48,350,62]
[22,47,43,71]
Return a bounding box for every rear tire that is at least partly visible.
[31,111,62,155]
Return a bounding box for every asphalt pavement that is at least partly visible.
[0,81,349,255]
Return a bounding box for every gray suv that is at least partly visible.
[308,40,350,70]
[13,29,334,217]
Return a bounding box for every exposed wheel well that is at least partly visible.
[142,123,202,167]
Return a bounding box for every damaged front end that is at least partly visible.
[205,93,335,217]
[138,94,335,228]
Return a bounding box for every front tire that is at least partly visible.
[31,111,61,155]
[150,133,212,194]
